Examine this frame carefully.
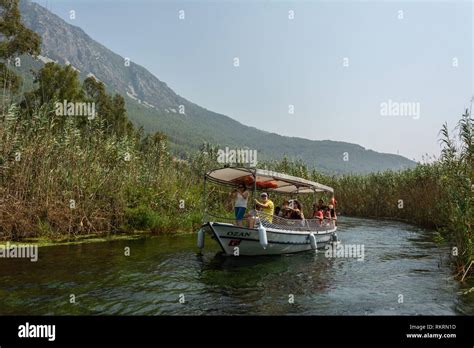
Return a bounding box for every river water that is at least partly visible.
[0,217,472,315]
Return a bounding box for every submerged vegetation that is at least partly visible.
[0,0,472,280]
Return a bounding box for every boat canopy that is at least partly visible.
[205,167,334,194]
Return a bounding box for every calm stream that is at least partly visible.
[1,217,473,315]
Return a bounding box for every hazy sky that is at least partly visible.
[34,0,473,161]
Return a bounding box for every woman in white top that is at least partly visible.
[230,184,249,227]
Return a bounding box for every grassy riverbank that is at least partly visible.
[1,104,472,278]
[0,232,148,248]
[1,61,472,280]
[261,112,473,279]
[0,0,471,292]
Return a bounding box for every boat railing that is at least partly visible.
[203,211,336,232]
[256,211,336,232]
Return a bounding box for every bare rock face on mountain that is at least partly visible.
[17,0,416,174]
[19,0,181,112]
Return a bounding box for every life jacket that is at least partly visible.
[314,210,324,223]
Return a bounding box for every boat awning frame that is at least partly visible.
[204,167,334,194]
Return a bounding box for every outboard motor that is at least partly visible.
[258,223,268,249]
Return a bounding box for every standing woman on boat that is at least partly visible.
[230,184,249,227]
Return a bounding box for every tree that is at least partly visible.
[34,63,83,104]
[83,76,132,136]
[21,62,83,113]
[0,0,41,93]
[111,93,132,135]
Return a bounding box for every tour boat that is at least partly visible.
[197,167,338,256]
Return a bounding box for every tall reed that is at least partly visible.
[0,101,471,279]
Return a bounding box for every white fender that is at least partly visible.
[258,223,268,249]
[309,233,317,250]
[197,228,205,249]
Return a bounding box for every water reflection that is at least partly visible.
[0,217,472,315]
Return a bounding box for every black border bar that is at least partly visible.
[0,315,472,346]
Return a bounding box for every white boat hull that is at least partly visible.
[202,222,337,256]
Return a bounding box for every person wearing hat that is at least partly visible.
[278,199,291,218]
[248,192,274,228]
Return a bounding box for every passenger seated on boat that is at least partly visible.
[323,204,337,223]
[324,207,331,220]
[274,206,281,216]
[313,208,324,223]
[287,199,304,220]
[248,192,274,228]
[278,199,291,218]
[255,192,274,221]
[315,199,327,212]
